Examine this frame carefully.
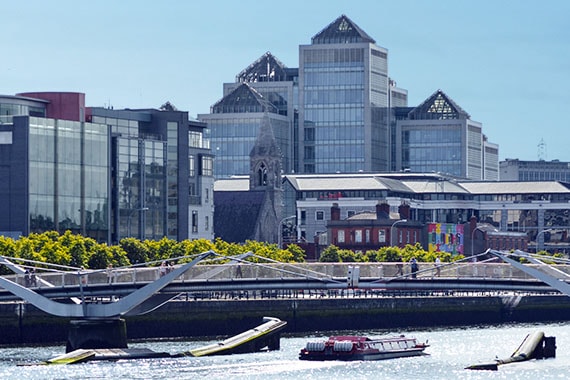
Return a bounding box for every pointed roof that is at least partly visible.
[236,52,289,83]
[312,14,375,45]
[408,90,470,120]
[211,83,278,114]
[249,112,282,159]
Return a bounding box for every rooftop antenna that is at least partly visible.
[537,138,547,161]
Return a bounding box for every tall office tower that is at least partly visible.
[299,15,393,173]
[200,53,294,179]
[395,90,498,180]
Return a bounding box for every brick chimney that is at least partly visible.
[398,202,411,220]
[331,203,341,221]
[376,202,390,219]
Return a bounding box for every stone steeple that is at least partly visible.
[249,113,283,191]
[248,112,283,243]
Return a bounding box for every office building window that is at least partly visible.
[316,210,324,220]
[192,210,198,233]
[201,156,214,176]
[189,155,195,177]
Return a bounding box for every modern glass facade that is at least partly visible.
[28,117,109,240]
[395,90,492,180]
[91,113,171,242]
[299,15,390,174]
[114,136,166,241]
[401,124,463,176]
[206,114,289,178]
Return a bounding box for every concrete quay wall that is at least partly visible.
[2,295,570,346]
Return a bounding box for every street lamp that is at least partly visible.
[471,225,485,256]
[536,228,554,252]
[390,219,407,247]
[278,215,295,249]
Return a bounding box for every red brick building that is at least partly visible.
[325,202,424,252]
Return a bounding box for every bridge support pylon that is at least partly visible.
[66,319,128,353]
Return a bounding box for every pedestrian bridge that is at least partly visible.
[1,250,570,317]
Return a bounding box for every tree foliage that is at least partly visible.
[0,230,471,273]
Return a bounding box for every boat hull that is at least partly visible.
[299,335,428,361]
[299,348,427,361]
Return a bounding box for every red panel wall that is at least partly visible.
[17,92,85,122]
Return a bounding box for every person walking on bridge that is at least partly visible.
[409,258,419,279]
[434,257,441,277]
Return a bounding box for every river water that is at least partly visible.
[1,322,570,380]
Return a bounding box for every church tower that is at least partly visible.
[249,113,283,243]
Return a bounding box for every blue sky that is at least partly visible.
[3,0,569,162]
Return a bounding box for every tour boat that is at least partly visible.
[299,335,429,361]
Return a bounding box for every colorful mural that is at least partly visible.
[428,223,464,255]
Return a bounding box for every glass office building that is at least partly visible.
[0,94,111,241]
[89,105,214,243]
[0,93,213,244]
[201,53,296,178]
[28,117,110,240]
[395,90,492,180]
[201,82,290,179]
[299,14,391,173]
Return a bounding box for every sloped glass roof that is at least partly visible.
[408,90,470,120]
[311,14,375,45]
[211,83,278,114]
[236,52,290,83]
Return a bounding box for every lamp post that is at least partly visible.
[390,219,407,247]
[278,215,295,249]
[471,225,485,256]
[536,228,553,252]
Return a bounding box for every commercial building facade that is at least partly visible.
[394,90,498,180]
[500,158,570,182]
[204,15,497,181]
[0,93,214,244]
[275,172,570,254]
[298,15,395,174]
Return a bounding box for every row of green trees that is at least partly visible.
[0,231,464,274]
[0,231,305,274]
[318,243,461,263]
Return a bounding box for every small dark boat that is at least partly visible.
[299,335,429,361]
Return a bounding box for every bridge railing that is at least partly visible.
[4,261,569,289]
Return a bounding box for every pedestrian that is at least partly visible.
[30,268,37,287]
[236,264,243,278]
[395,256,403,276]
[107,264,114,284]
[434,257,441,277]
[80,266,88,285]
[410,258,418,279]
[159,261,167,277]
[24,269,30,287]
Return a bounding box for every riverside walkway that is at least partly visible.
[1,250,570,305]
